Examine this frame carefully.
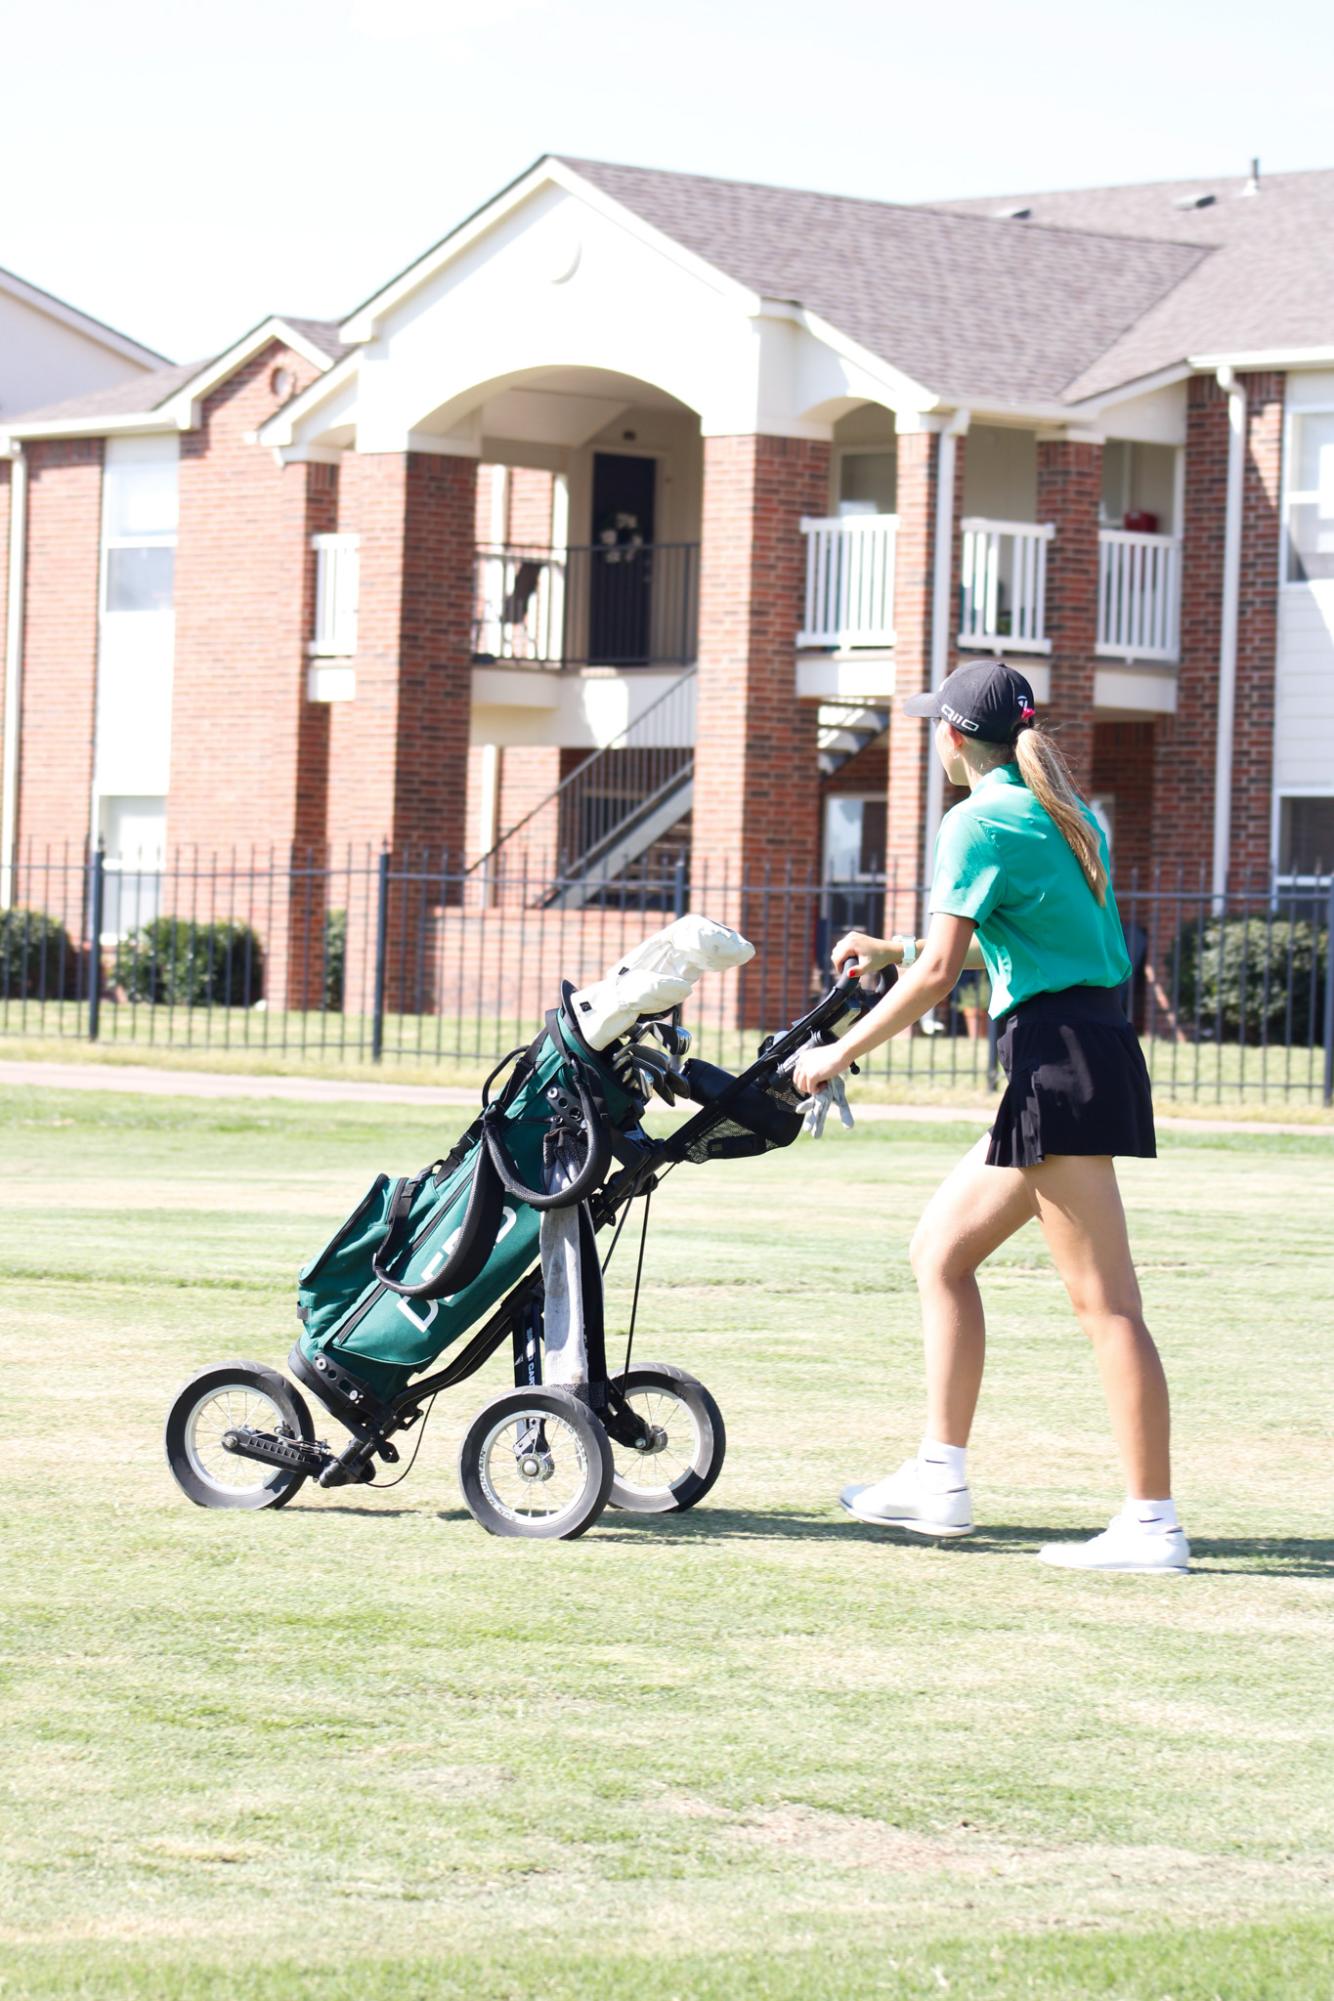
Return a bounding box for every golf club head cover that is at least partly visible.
[568,915,755,1051]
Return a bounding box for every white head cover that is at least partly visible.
[569,914,754,1050]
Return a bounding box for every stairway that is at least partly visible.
[817,703,889,777]
[470,667,697,907]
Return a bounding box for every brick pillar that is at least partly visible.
[691,433,829,1026]
[14,441,103,867]
[1036,431,1102,793]
[1151,378,1233,888]
[1230,373,1284,885]
[884,421,969,933]
[331,450,477,1015]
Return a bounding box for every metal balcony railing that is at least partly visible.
[472,541,699,670]
[1097,528,1181,662]
[958,518,1053,654]
[797,514,898,648]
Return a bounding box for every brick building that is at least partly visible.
[2,156,1333,1009]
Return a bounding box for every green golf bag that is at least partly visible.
[293,1002,639,1408]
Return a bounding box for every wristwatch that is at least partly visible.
[892,933,919,967]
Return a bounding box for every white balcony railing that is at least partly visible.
[798,514,898,649]
[958,518,1053,654]
[1096,528,1181,662]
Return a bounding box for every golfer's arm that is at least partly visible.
[880,932,985,972]
[836,916,976,1065]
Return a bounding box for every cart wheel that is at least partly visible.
[606,1364,726,1514]
[458,1387,613,1540]
[165,1362,314,1511]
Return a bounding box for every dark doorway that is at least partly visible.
[589,452,656,665]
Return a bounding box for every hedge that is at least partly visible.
[0,908,80,1000]
[113,918,264,1007]
[1171,917,1327,1042]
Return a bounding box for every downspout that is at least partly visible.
[1212,366,1246,906]
[923,410,971,893]
[1,443,28,911]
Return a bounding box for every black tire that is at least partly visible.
[165,1362,314,1511]
[606,1364,726,1515]
[458,1387,613,1540]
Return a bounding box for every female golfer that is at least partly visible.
[793,660,1187,1574]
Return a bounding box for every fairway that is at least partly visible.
[2,1087,1333,2001]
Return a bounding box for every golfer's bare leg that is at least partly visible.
[909,1134,1036,1447]
[1024,1154,1171,1500]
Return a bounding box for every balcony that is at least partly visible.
[472,541,698,670]
[1096,528,1181,662]
[798,514,898,649]
[958,518,1053,654]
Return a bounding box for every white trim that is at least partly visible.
[1279,403,1334,587]
[0,265,167,369]
[1,317,339,448]
[339,158,763,345]
[924,412,970,883]
[776,303,938,417]
[1212,367,1247,904]
[257,349,360,451]
[1190,346,1334,372]
[1,447,28,907]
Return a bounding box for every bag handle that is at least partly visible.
[480,1005,611,1211]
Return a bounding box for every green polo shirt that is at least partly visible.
[930,764,1132,1017]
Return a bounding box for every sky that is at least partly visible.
[5,0,1333,364]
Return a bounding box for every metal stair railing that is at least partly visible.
[468,666,698,888]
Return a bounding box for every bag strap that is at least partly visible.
[480,1009,611,1211]
[370,1148,507,1302]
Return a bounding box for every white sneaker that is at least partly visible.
[840,1457,973,1538]
[1039,1512,1190,1575]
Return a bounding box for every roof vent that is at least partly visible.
[994,204,1032,220]
[1173,191,1216,210]
[1241,155,1261,197]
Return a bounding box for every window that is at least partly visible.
[1277,795,1334,878]
[824,795,886,878]
[102,436,178,613]
[1284,412,1334,583]
[99,796,165,937]
[838,450,897,517]
[311,534,360,655]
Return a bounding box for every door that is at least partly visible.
[589,453,656,665]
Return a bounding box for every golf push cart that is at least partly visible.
[164,917,871,1539]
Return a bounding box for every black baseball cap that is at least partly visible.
[902,660,1036,744]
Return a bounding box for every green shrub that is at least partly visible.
[1171,917,1327,1042]
[0,907,79,999]
[323,908,346,1012]
[113,918,264,1007]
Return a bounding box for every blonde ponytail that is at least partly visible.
[1012,727,1108,904]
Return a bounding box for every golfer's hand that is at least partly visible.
[831,930,891,978]
[792,1044,846,1097]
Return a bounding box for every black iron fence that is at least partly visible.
[1,846,1331,1103]
[471,541,699,669]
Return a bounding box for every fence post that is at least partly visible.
[371,846,390,1064]
[1323,876,1334,1109]
[87,844,105,1043]
[673,853,687,921]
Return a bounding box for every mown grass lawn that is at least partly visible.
[1,1087,1332,2001]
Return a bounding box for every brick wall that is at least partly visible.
[329,449,477,1008]
[0,460,9,854]
[692,433,829,1020]
[169,341,327,1005]
[507,467,555,545]
[1091,720,1156,888]
[16,439,103,857]
[1037,435,1101,791]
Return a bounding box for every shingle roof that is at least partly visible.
[559,158,1210,408]
[8,316,349,427]
[932,169,1334,399]
[9,358,206,424]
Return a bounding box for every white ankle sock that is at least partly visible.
[1124,1498,1178,1534]
[919,1439,967,1490]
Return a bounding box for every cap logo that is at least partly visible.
[941,702,979,733]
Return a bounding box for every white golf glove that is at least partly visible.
[797,1073,855,1140]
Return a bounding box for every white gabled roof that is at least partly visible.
[0,262,168,371]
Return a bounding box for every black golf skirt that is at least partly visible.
[987,985,1156,1169]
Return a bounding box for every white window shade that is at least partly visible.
[312,535,360,656]
[1285,412,1334,583]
